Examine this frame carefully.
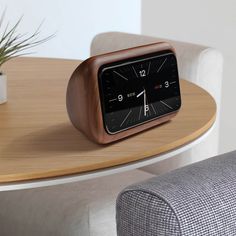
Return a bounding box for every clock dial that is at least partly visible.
[98,50,181,134]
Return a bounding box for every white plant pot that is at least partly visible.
[0,73,7,104]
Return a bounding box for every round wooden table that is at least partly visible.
[0,57,216,191]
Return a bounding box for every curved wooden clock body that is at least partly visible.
[66,43,180,144]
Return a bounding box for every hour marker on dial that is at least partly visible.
[145,105,149,115]
[157,58,167,73]
[109,98,117,102]
[147,61,151,75]
[118,94,123,102]
[132,66,138,78]
[160,100,173,110]
[113,71,128,81]
[151,104,157,114]
[138,107,142,120]
[164,81,169,88]
[139,70,146,77]
[120,110,132,127]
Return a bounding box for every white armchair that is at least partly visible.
[91,31,223,174]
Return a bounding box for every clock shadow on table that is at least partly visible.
[2,120,171,158]
[2,124,102,156]
[26,121,169,151]
[24,120,171,152]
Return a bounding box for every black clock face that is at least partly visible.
[98,50,181,134]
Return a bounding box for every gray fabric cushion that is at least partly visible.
[116,150,236,236]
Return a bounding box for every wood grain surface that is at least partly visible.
[0,57,216,183]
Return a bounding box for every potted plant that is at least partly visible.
[0,12,54,104]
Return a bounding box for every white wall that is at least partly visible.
[0,0,141,59]
[142,0,236,154]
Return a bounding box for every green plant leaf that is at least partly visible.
[0,11,55,67]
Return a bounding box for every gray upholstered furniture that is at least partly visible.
[117,151,236,235]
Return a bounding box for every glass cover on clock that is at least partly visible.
[98,50,181,134]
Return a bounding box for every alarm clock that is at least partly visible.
[66,42,181,144]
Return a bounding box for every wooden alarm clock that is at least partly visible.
[66,42,181,144]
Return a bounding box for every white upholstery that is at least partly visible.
[91,32,223,174]
[0,170,154,236]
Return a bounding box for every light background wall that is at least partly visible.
[141,0,236,154]
[0,0,235,154]
[0,0,141,59]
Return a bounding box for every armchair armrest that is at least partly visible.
[117,151,236,235]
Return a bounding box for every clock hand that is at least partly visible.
[136,90,144,98]
[136,89,148,116]
[144,89,150,117]
[144,89,147,116]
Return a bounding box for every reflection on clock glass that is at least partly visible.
[98,50,181,134]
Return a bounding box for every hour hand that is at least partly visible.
[136,90,144,98]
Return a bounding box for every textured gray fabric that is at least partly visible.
[117,150,236,236]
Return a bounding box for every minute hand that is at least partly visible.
[144,89,147,116]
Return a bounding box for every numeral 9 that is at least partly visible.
[118,94,123,102]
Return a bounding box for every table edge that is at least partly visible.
[0,122,215,192]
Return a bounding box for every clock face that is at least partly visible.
[98,50,181,134]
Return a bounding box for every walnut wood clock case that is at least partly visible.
[66,42,181,144]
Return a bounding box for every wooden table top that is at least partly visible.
[0,57,216,184]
